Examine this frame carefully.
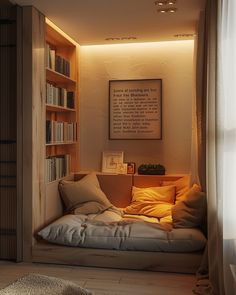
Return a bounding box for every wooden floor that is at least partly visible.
[0,261,196,294]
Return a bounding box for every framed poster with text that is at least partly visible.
[109,79,162,139]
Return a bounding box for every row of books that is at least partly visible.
[46,82,75,109]
[46,120,77,144]
[46,43,70,77]
[45,154,70,182]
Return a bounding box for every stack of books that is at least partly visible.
[45,154,71,182]
[46,43,70,77]
[46,120,77,144]
[46,82,75,108]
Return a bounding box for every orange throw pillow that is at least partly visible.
[162,175,191,203]
[124,185,175,218]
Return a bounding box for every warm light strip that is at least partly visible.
[81,40,193,48]
[45,18,79,47]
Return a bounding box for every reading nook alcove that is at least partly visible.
[17,6,206,275]
[4,0,236,294]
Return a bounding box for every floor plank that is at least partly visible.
[0,261,196,294]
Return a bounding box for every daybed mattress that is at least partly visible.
[38,211,206,252]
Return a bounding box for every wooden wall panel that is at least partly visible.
[16,4,23,262]
[0,4,17,260]
[22,6,45,261]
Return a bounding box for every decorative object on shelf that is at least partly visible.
[138,164,165,175]
[102,151,124,173]
[127,162,136,174]
[109,79,162,140]
[116,163,128,174]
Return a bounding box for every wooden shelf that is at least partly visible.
[46,68,76,86]
[46,19,77,47]
[46,142,77,146]
[46,104,76,112]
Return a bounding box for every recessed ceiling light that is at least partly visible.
[174,33,195,38]
[168,0,176,5]
[105,37,137,41]
[158,9,167,13]
[157,8,177,13]
[121,37,137,40]
[154,0,177,5]
[154,1,167,5]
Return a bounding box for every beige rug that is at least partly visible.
[0,273,94,295]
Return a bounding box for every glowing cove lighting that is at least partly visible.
[82,40,194,51]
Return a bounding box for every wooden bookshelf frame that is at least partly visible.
[46,104,76,113]
[22,8,80,261]
[46,68,76,86]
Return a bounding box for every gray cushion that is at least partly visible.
[172,185,207,228]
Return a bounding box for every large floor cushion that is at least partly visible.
[38,214,206,252]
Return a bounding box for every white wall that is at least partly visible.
[79,40,194,174]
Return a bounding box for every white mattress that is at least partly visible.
[38,210,206,253]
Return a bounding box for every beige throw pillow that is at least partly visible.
[124,185,175,218]
[172,184,207,228]
[59,173,112,214]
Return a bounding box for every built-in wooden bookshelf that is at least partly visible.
[45,19,79,183]
[20,7,80,261]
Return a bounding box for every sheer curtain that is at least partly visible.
[191,10,206,190]
[205,0,224,293]
[218,0,236,294]
[192,0,236,294]
[205,0,236,294]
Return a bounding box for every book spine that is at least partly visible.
[46,43,50,68]
[67,92,75,109]
[46,120,51,144]
[49,48,56,71]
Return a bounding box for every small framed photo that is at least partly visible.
[102,151,124,173]
[116,163,128,174]
[127,162,136,174]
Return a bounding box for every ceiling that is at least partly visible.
[11,0,205,45]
